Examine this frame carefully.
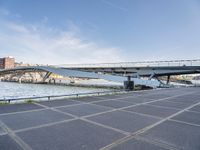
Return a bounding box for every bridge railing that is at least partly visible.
[59,59,200,68]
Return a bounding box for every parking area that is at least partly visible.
[0,87,200,150]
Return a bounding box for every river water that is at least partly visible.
[0,82,108,99]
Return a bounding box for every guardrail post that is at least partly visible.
[48,96,50,101]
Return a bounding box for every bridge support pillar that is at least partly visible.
[124,76,134,91]
[43,72,52,82]
[167,75,170,84]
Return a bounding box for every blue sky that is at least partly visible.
[0,0,200,64]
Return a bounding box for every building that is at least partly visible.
[0,56,15,69]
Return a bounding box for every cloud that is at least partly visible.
[101,0,128,12]
[4,22,29,33]
[0,13,125,65]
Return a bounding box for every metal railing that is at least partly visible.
[0,90,124,103]
[59,59,200,68]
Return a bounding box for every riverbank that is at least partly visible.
[0,79,123,89]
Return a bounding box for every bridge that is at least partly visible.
[0,66,127,82]
[0,59,200,90]
[60,59,200,77]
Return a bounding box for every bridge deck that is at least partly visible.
[0,87,200,150]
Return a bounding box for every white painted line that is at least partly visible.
[0,132,7,136]
[135,136,179,150]
[1,89,196,149]
[144,103,181,111]
[186,110,200,114]
[33,102,78,119]
[169,119,200,127]
[33,102,132,135]
[0,108,47,116]
[14,118,77,133]
[81,109,117,118]
[80,118,130,136]
[100,91,200,150]
[120,109,163,120]
[0,120,33,150]
[53,102,87,109]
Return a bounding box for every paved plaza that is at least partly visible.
[0,87,200,150]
